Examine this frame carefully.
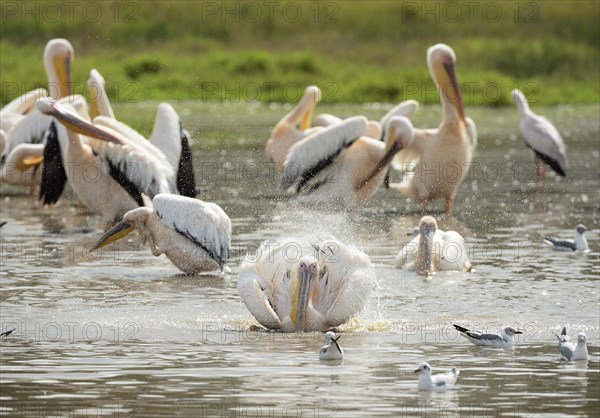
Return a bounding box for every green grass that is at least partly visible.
[1,1,598,106]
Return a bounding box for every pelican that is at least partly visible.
[37,98,175,228]
[390,44,476,214]
[281,116,414,212]
[319,331,344,360]
[512,89,568,181]
[453,324,522,348]
[414,362,459,391]
[90,193,231,273]
[553,327,588,361]
[266,85,322,172]
[0,39,74,193]
[237,237,375,332]
[87,69,196,197]
[543,224,589,252]
[395,216,471,274]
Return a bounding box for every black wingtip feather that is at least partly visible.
[177,121,197,197]
[533,150,566,177]
[38,122,67,205]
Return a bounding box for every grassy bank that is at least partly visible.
[1,1,598,105]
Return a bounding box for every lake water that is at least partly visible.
[1,103,599,417]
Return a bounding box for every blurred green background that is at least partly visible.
[1,0,598,106]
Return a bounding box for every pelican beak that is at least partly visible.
[293,263,316,332]
[443,62,466,125]
[90,219,135,251]
[40,100,123,145]
[17,155,44,171]
[88,84,101,120]
[355,125,403,191]
[54,53,72,98]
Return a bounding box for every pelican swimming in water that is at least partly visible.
[0,39,74,193]
[237,237,375,332]
[266,85,322,172]
[37,98,175,228]
[86,69,196,197]
[553,327,588,361]
[281,116,414,212]
[414,362,459,391]
[390,44,477,214]
[543,224,589,252]
[453,324,522,348]
[512,89,568,181]
[319,331,344,360]
[395,216,471,274]
[90,193,231,273]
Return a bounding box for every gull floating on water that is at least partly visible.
[414,362,459,391]
[453,324,523,348]
[553,327,589,361]
[544,224,590,252]
[319,331,344,360]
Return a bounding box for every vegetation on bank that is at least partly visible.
[1,1,598,106]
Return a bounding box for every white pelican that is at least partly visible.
[391,44,476,214]
[453,324,522,348]
[512,89,568,180]
[237,237,375,332]
[90,193,231,273]
[281,116,414,212]
[86,69,196,197]
[395,216,471,274]
[37,98,175,227]
[266,85,322,172]
[0,39,74,193]
[414,362,459,391]
[319,331,344,360]
[543,224,589,252]
[553,327,588,361]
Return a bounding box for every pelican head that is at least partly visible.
[417,216,437,274]
[503,326,523,337]
[511,89,530,114]
[414,362,432,374]
[291,256,319,332]
[44,38,74,99]
[427,43,465,124]
[87,69,111,119]
[280,85,321,132]
[577,333,587,344]
[355,116,413,190]
[575,224,589,235]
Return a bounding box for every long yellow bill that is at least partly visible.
[90,220,136,251]
[17,155,44,171]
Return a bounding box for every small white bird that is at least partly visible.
[453,324,523,348]
[544,224,590,252]
[512,89,568,181]
[414,362,459,391]
[553,327,589,361]
[319,331,344,361]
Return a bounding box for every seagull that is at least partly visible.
[544,224,590,252]
[553,327,589,361]
[414,362,459,391]
[319,331,344,360]
[453,324,523,348]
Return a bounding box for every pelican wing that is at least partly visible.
[39,121,67,205]
[4,112,53,153]
[153,194,231,267]
[281,116,367,189]
[310,238,375,327]
[237,266,282,330]
[439,230,471,272]
[520,114,567,175]
[149,103,196,197]
[315,113,342,127]
[0,89,48,134]
[87,121,175,198]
